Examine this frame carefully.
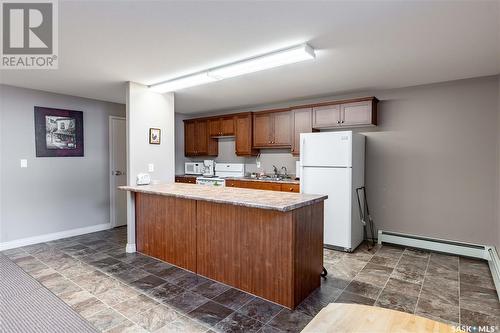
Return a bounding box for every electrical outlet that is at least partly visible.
[20,159,27,168]
[256,161,261,168]
[148,163,154,172]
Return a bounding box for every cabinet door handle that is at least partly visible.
[337,121,340,124]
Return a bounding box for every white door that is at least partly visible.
[301,166,352,249]
[300,131,352,167]
[109,117,127,227]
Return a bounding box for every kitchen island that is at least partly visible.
[120,183,327,309]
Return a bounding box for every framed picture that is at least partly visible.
[34,106,84,157]
[149,128,161,144]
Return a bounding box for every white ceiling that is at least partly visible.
[1,1,499,114]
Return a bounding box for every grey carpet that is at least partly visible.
[0,254,98,333]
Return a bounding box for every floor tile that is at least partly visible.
[99,261,133,275]
[353,263,393,286]
[459,257,491,276]
[104,319,149,333]
[429,252,459,271]
[392,264,426,285]
[57,261,96,279]
[334,291,375,306]
[267,309,313,333]
[460,272,495,290]
[237,298,283,324]
[460,308,500,328]
[382,278,421,297]
[89,256,122,269]
[375,289,417,314]
[85,307,127,331]
[114,294,159,318]
[425,264,458,281]
[28,266,58,280]
[114,268,150,283]
[164,290,210,314]
[155,315,208,333]
[188,300,233,327]
[171,272,210,290]
[142,261,174,276]
[40,273,81,295]
[295,293,329,317]
[344,280,381,299]
[303,284,343,305]
[129,274,166,291]
[131,304,180,332]
[214,312,263,333]
[146,281,185,303]
[460,283,500,317]
[320,276,350,290]
[373,246,404,259]
[259,325,285,333]
[95,283,139,306]
[398,254,428,271]
[420,275,459,306]
[59,290,108,317]
[415,297,459,324]
[368,255,399,268]
[191,280,231,299]
[157,266,193,282]
[213,288,255,311]
[403,248,430,259]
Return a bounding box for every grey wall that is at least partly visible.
[175,76,500,247]
[0,85,125,243]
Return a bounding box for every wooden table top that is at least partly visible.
[302,303,460,333]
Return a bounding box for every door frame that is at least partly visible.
[109,116,126,228]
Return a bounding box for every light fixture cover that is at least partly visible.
[208,44,315,80]
[149,43,315,93]
[149,72,217,93]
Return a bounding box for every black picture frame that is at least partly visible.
[34,106,84,157]
[149,128,161,144]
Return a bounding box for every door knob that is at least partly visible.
[113,170,123,176]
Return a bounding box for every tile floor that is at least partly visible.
[2,226,499,332]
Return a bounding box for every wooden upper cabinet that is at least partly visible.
[221,117,235,135]
[341,100,377,126]
[235,113,258,156]
[312,97,378,129]
[209,116,235,137]
[184,119,217,156]
[195,120,208,154]
[253,113,273,147]
[184,120,196,156]
[273,112,292,146]
[292,108,312,156]
[312,104,340,128]
[253,111,291,148]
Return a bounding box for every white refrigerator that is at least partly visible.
[300,131,365,251]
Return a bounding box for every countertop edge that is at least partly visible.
[175,175,300,185]
[120,185,326,212]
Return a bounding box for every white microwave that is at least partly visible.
[185,162,203,175]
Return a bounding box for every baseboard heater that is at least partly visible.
[378,230,500,301]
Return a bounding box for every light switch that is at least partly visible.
[20,159,28,168]
[256,161,261,168]
[148,163,154,172]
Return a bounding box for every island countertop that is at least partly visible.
[120,183,327,212]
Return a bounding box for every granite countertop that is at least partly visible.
[120,183,326,212]
[175,174,300,185]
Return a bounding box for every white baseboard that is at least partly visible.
[0,223,112,251]
[378,230,499,301]
[126,243,136,253]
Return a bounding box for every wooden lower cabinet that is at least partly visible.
[175,176,197,184]
[135,192,324,309]
[135,194,197,272]
[226,179,298,192]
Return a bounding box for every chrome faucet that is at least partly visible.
[281,166,288,178]
[272,165,279,177]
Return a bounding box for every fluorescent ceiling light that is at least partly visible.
[208,44,315,80]
[149,72,217,93]
[149,43,315,93]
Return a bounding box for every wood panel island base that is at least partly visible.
[120,183,327,309]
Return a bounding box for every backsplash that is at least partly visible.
[182,138,299,177]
